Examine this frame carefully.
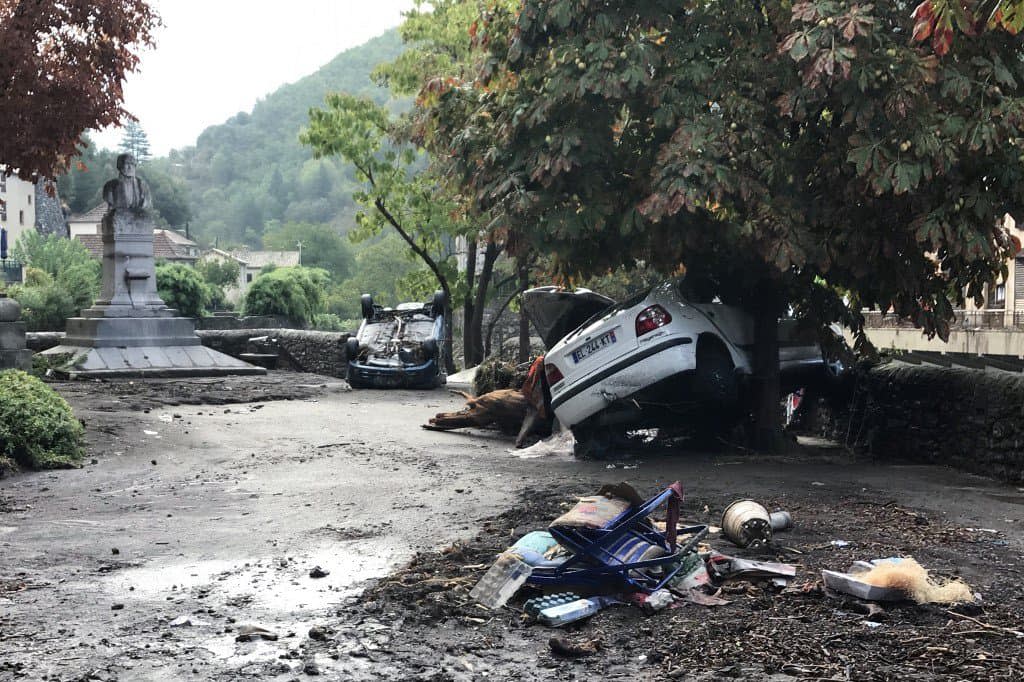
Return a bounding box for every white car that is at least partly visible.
[523,281,839,457]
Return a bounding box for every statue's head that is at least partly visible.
[116,154,137,177]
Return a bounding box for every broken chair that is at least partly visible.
[526,482,708,594]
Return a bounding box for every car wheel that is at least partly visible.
[571,424,625,460]
[695,343,739,410]
[360,294,374,319]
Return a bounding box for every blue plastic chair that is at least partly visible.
[526,482,708,594]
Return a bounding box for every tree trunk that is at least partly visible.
[462,238,478,366]
[517,261,531,363]
[467,240,499,366]
[442,297,456,375]
[750,285,784,452]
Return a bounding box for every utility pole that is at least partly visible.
[296,240,303,266]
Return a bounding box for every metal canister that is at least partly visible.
[722,499,773,548]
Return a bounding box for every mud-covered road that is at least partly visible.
[1,373,1023,680]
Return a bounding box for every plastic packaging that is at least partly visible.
[538,597,602,626]
[469,552,533,609]
[642,588,675,614]
[524,592,581,618]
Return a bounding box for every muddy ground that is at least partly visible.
[1,372,1023,681]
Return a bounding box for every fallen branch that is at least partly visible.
[946,610,1024,638]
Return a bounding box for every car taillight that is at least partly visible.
[545,363,564,386]
[635,304,672,337]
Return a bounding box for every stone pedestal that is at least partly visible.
[42,165,264,378]
[0,296,32,371]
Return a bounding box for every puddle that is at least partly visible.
[103,540,398,613]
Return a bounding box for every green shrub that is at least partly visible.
[156,263,209,318]
[0,370,85,474]
[196,258,241,288]
[243,267,330,327]
[8,279,77,331]
[473,357,527,395]
[7,233,100,331]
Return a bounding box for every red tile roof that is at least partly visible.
[74,232,197,262]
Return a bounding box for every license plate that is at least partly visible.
[571,330,617,364]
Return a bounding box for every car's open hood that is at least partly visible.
[522,286,616,350]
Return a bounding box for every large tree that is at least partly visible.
[0,0,158,180]
[423,0,1024,449]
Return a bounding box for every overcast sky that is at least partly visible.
[92,0,416,156]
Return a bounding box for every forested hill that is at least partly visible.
[175,29,404,248]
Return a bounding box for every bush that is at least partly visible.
[473,357,529,395]
[9,271,78,332]
[196,258,240,288]
[243,267,330,327]
[0,370,85,474]
[156,263,209,318]
[7,233,100,330]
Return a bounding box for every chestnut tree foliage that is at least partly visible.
[416,0,1024,446]
[0,0,158,181]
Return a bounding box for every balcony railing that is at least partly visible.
[863,309,1024,330]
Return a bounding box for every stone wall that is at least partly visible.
[196,329,350,377]
[27,329,351,378]
[34,180,68,238]
[799,362,1024,483]
[195,315,292,331]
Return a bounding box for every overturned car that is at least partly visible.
[345,291,447,389]
[522,281,843,457]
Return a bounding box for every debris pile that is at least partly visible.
[464,483,978,632]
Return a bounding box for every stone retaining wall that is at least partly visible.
[26,329,351,378]
[799,362,1024,483]
[194,315,292,330]
[196,329,350,377]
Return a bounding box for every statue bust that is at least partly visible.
[102,153,152,213]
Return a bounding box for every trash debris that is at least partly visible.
[548,635,601,658]
[707,553,797,584]
[511,429,575,459]
[469,552,533,609]
[640,589,674,614]
[823,557,974,604]
[681,590,731,607]
[308,626,333,641]
[769,511,793,532]
[830,540,852,547]
[235,624,279,642]
[539,597,605,626]
[143,430,158,436]
[308,566,330,579]
[510,531,560,566]
[524,592,582,618]
[721,499,773,548]
[168,616,192,627]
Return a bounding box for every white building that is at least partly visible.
[202,248,300,304]
[1,172,37,249]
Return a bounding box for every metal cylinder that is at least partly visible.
[769,510,793,532]
[722,499,772,548]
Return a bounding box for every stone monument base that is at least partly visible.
[0,316,32,371]
[43,315,266,378]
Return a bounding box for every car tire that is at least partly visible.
[695,343,739,410]
[360,294,374,320]
[571,424,625,460]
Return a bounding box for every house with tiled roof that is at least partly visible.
[68,204,197,262]
[202,247,300,304]
[67,204,106,237]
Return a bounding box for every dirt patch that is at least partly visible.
[309,482,1024,680]
[50,371,347,411]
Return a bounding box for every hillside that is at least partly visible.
[172,30,405,248]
